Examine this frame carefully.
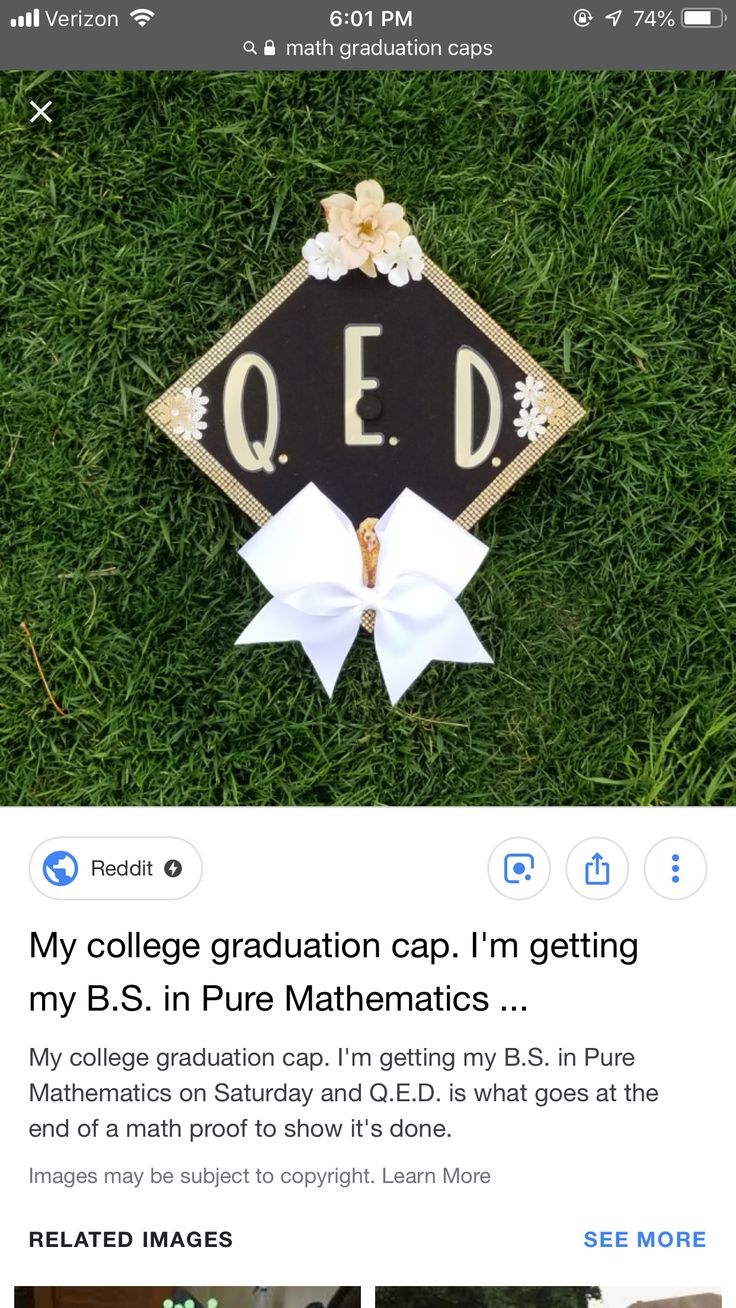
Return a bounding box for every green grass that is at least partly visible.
[1,70,735,805]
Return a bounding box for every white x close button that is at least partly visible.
[29,99,52,123]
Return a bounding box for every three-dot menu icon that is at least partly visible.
[644,838,707,898]
[671,851,681,884]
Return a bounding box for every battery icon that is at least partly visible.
[681,7,725,23]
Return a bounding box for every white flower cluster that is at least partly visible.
[302,230,424,287]
[302,180,424,288]
[513,375,554,443]
[167,386,209,441]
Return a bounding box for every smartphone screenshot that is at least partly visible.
[1,5,733,1308]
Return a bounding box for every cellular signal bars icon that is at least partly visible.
[10,7,40,24]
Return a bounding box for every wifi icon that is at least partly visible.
[129,7,155,24]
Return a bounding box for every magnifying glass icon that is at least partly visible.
[243,40,257,54]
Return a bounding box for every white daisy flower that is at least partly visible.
[181,385,209,413]
[513,405,548,443]
[173,413,208,441]
[374,234,424,287]
[302,232,349,281]
[513,375,545,409]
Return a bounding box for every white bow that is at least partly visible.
[236,483,492,703]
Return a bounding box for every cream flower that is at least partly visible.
[321,179,411,276]
[302,232,349,281]
[166,386,209,441]
[374,233,424,287]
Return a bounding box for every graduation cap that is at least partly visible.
[147,181,585,701]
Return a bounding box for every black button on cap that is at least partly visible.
[356,394,383,421]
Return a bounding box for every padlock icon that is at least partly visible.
[263,39,275,55]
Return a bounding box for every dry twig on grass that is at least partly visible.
[19,621,66,717]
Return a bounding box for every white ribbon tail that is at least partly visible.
[237,598,361,696]
[375,588,492,705]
